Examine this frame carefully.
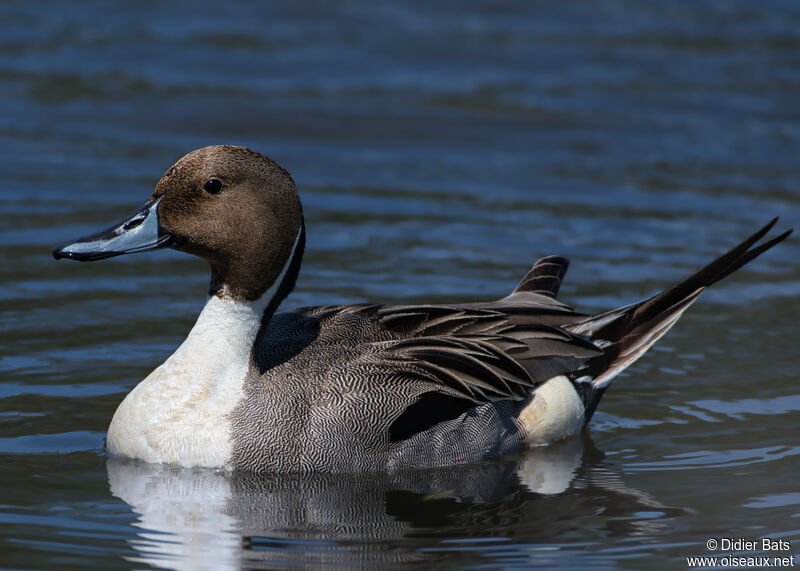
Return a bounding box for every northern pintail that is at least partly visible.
[53,145,792,473]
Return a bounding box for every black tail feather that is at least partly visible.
[566,218,792,405]
[514,256,570,298]
[572,219,792,343]
[630,218,791,329]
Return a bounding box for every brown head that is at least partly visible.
[53,145,305,303]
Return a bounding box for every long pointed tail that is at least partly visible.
[566,218,792,421]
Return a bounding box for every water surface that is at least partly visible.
[2,1,799,569]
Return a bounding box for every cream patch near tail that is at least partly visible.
[517,375,585,445]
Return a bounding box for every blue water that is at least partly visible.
[2,1,799,569]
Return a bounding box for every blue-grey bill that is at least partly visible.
[53,197,173,261]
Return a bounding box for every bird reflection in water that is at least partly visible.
[107,435,680,570]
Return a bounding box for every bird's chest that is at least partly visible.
[106,332,252,468]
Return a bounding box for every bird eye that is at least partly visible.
[203,179,223,194]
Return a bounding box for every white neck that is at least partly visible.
[189,295,267,364]
[106,227,302,468]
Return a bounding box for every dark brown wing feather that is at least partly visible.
[364,304,602,404]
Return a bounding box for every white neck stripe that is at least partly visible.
[254,223,303,316]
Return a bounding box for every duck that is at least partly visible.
[53,145,792,473]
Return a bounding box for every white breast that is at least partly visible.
[106,296,262,468]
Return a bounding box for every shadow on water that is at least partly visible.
[107,434,682,569]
